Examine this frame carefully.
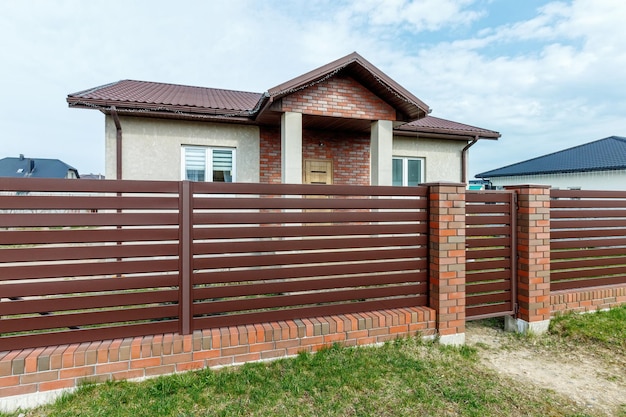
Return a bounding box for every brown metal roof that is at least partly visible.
[395,116,501,139]
[263,52,429,122]
[68,80,263,114]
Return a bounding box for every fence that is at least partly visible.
[551,189,626,290]
[1,179,626,408]
[1,178,428,351]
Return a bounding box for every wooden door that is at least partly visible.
[303,159,333,185]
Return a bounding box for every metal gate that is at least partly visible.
[465,190,517,320]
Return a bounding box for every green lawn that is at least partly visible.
[4,305,625,417]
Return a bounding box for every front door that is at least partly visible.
[303,159,333,185]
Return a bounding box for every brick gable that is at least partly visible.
[279,75,396,121]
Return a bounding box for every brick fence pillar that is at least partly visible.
[505,185,551,334]
[425,182,466,345]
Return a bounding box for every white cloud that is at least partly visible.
[1,0,626,178]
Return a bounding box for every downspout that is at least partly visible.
[110,106,123,180]
[461,136,479,184]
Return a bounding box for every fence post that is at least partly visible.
[179,180,193,335]
[505,185,551,334]
[425,182,466,345]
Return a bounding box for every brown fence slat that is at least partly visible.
[194,284,426,316]
[194,223,426,240]
[2,289,178,315]
[0,243,179,263]
[194,274,427,300]
[551,275,626,291]
[194,196,426,210]
[2,195,180,210]
[194,235,425,255]
[194,247,423,270]
[2,304,178,333]
[0,228,179,245]
[1,274,178,298]
[194,260,426,285]
[1,321,178,352]
[0,212,179,228]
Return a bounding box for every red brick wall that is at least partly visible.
[506,185,551,324]
[426,183,466,339]
[551,285,626,315]
[0,308,435,404]
[260,127,281,184]
[280,75,396,121]
[259,127,370,185]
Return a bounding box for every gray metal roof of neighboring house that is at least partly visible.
[476,136,626,178]
[68,80,264,114]
[0,156,79,178]
[395,116,501,139]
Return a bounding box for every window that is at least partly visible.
[392,157,424,186]
[181,146,235,182]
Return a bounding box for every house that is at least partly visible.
[476,136,626,190]
[67,52,500,186]
[0,154,79,179]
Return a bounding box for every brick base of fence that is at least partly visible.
[551,284,626,315]
[0,307,435,411]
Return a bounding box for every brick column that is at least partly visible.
[505,185,551,334]
[426,182,466,345]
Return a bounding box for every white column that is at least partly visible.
[281,111,303,184]
[370,120,393,186]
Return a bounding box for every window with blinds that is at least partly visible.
[182,146,235,182]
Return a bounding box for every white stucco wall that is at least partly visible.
[392,136,466,183]
[486,170,626,190]
[105,116,260,181]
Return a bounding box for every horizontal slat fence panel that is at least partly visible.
[465,191,516,319]
[1,178,181,351]
[550,189,626,291]
[189,181,428,330]
[1,178,429,351]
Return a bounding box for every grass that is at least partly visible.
[2,306,624,417]
[3,337,598,417]
[549,305,626,350]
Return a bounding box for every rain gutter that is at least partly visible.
[461,136,479,184]
[110,106,123,180]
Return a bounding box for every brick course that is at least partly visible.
[280,75,396,121]
[0,308,435,405]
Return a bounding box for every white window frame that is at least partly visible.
[181,146,236,182]
[392,157,425,186]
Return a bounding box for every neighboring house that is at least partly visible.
[0,154,79,179]
[476,136,626,190]
[67,52,500,186]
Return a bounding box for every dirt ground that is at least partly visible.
[466,322,626,416]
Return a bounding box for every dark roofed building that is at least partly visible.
[0,155,79,179]
[476,136,626,190]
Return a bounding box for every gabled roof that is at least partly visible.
[477,136,626,178]
[263,52,429,121]
[67,52,497,139]
[395,116,500,140]
[0,156,79,178]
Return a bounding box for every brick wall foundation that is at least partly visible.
[0,307,435,410]
[551,284,626,315]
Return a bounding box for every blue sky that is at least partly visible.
[1,0,624,178]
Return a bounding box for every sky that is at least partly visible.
[1,0,625,178]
